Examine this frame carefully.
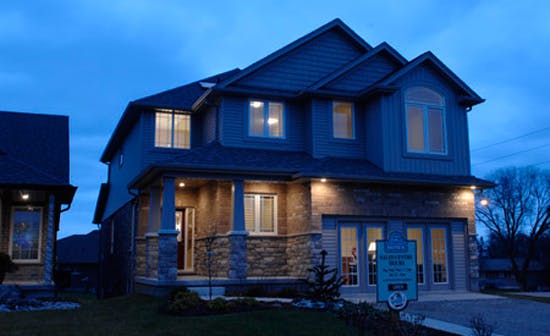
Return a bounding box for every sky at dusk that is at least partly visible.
[1,1,549,238]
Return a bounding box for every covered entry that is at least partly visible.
[175,208,195,272]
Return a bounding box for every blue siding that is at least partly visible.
[311,99,366,158]
[203,106,217,144]
[364,98,384,168]
[324,53,399,92]
[103,116,144,219]
[381,63,471,176]
[220,95,306,151]
[234,30,363,91]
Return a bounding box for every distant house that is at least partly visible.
[0,111,76,293]
[479,258,550,290]
[94,19,492,297]
[56,230,99,292]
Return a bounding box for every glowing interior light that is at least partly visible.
[267,118,278,125]
[480,199,489,206]
[250,101,262,108]
[320,178,327,183]
[21,193,30,201]
[470,185,476,190]
[178,182,185,188]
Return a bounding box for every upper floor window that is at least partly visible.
[249,100,284,138]
[405,87,446,154]
[244,194,277,234]
[333,101,354,139]
[155,111,190,149]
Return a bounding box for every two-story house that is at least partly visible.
[93,19,491,297]
[1,111,76,294]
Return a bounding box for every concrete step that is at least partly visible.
[189,286,225,297]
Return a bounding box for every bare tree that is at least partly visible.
[476,167,550,290]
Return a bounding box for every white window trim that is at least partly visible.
[340,225,360,288]
[154,110,191,149]
[332,101,355,140]
[248,99,286,139]
[405,87,447,155]
[245,194,278,236]
[430,227,449,285]
[9,206,43,264]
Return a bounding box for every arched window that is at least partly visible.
[405,87,446,154]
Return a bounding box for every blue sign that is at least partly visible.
[376,232,418,309]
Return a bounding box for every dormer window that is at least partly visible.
[405,87,446,155]
[248,100,285,138]
[333,101,354,139]
[155,110,191,149]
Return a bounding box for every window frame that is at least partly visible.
[9,206,43,263]
[247,99,286,139]
[154,110,191,149]
[244,193,278,236]
[404,87,447,156]
[339,225,360,287]
[331,101,355,140]
[429,227,450,285]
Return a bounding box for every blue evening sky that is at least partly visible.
[1,1,549,238]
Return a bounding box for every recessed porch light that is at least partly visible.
[320,178,327,183]
[178,182,185,188]
[470,185,476,190]
[21,193,30,201]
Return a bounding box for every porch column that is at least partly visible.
[145,187,161,278]
[157,177,178,281]
[228,179,248,279]
[44,194,55,285]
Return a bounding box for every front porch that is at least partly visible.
[133,177,320,294]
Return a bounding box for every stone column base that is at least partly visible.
[227,231,248,280]
[157,230,179,281]
[145,233,159,279]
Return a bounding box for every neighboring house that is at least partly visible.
[94,19,492,297]
[479,258,550,291]
[0,111,76,293]
[56,230,99,292]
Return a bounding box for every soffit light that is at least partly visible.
[250,101,262,108]
[320,178,327,183]
[21,192,30,201]
[178,182,185,188]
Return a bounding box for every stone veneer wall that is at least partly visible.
[310,181,478,286]
[247,236,288,277]
[145,235,159,279]
[286,233,322,278]
[194,235,230,277]
[135,237,146,277]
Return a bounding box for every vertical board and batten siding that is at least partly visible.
[103,115,145,220]
[234,30,364,92]
[310,99,366,158]
[451,221,468,290]
[381,63,471,176]
[203,105,217,144]
[324,53,399,92]
[220,95,307,151]
[322,217,338,270]
[364,98,385,168]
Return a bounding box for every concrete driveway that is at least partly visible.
[406,296,550,336]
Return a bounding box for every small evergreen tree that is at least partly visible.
[306,250,343,303]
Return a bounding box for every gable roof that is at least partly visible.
[216,18,372,90]
[306,42,407,91]
[57,230,99,264]
[371,51,484,106]
[100,69,240,163]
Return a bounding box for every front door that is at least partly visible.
[175,208,195,271]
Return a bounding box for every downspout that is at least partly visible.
[128,189,139,294]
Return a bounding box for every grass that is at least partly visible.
[0,294,356,336]
[482,290,550,304]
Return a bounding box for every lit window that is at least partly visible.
[407,228,425,284]
[244,194,277,234]
[431,228,448,283]
[333,102,354,139]
[249,100,284,138]
[10,207,42,261]
[340,227,358,286]
[405,87,446,154]
[367,227,382,285]
[155,111,190,149]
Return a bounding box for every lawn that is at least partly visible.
[0,295,357,336]
[482,290,550,304]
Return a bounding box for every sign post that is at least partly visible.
[376,231,418,313]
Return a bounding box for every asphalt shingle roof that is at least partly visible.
[57,230,99,264]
